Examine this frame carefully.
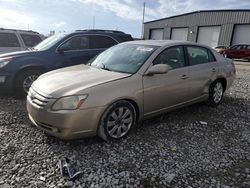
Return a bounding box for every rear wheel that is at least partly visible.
[98,100,136,141]
[207,80,224,107]
[15,70,42,97]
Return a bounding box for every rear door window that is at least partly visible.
[90,35,117,49]
[20,34,42,47]
[187,46,210,65]
[0,32,20,47]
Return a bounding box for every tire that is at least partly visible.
[15,69,42,98]
[97,100,137,141]
[207,80,224,107]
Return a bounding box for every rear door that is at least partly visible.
[235,45,247,58]
[240,45,250,58]
[0,32,22,54]
[227,45,242,58]
[90,35,118,55]
[143,46,189,115]
[185,46,218,101]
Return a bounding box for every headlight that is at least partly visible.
[0,57,12,68]
[51,95,88,111]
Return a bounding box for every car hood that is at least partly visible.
[33,64,131,97]
[0,50,39,58]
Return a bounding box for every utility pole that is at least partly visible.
[141,2,146,39]
[93,16,95,29]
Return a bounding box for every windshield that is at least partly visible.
[34,34,66,51]
[90,44,158,74]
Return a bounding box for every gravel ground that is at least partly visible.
[0,67,249,188]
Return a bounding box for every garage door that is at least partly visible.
[197,26,221,47]
[171,28,188,41]
[150,29,163,40]
[232,24,250,45]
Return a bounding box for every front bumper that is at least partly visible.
[0,74,14,94]
[27,94,105,140]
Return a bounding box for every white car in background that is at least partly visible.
[0,28,44,54]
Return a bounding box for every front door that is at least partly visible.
[56,35,101,68]
[143,46,189,116]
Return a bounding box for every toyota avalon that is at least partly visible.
[27,40,235,140]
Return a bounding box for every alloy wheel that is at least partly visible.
[106,106,133,138]
[23,75,39,93]
[213,82,223,104]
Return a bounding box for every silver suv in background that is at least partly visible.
[0,28,44,54]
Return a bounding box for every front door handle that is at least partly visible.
[181,75,189,80]
[212,68,216,72]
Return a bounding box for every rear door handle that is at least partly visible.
[181,75,189,80]
[212,68,216,72]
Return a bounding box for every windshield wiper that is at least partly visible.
[101,63,111,71]
[28,47,38,51]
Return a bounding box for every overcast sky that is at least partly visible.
[0,0,250,37]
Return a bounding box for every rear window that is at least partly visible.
[118,35,133,42]
[90,35,117,49]
[21,34,42,47]
[0,33,20,47]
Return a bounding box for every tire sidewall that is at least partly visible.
[15,70,42,97]
[208,80,224,107]
[98,100,136,141]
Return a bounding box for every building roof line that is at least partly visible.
[144,9,250,24]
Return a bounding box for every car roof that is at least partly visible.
[69,30,130,36]
[0,28,40,35]
[124,40,204,47]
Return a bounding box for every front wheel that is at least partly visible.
[207,80,224,107]
[15,70,42,97]
[98,100,136,141]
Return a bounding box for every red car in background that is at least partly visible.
[219,44,250,60]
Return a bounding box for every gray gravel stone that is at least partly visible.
[0,68,249,187]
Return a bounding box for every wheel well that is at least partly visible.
[122,99,140,122]
[215,78,227,92]
[13,66,46,88]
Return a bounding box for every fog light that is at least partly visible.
[0,76,5,83]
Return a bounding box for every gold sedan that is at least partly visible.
[27,40,235,140]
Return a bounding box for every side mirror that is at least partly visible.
[57,45,70,53]
[145,64,169,76]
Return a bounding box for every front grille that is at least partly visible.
[28,87,52,109]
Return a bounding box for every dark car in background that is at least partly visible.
[0,29,133,96]
[219,44,250,60]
